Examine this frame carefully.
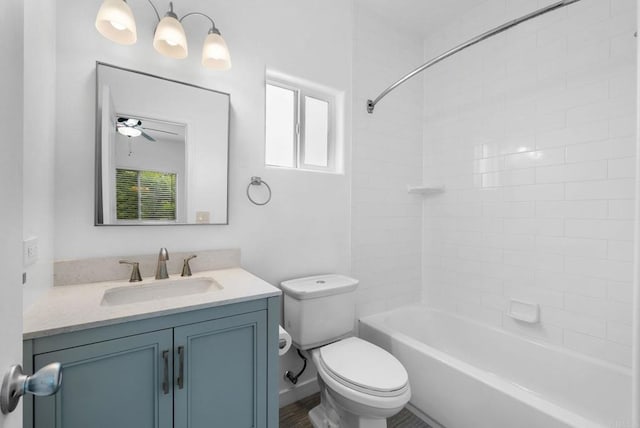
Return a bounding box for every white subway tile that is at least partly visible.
[536,161,607,184]
[542,306,606,338]
[482,168,536,187]
[607,321,632,346]
[607,281,633,303]
[535,200,608,219]
[537,80,608,114]
[611,32,636,62]
[535,120,608,148]
[504,148,565,170]
[564,330,631,367]
[608,240,633,262]
[567,99,631,126]
[482,293,508,312]
[565,178,635,200]
[456,302,503,327]
[608,200,635,219]
[504,283,564,308]
[564,293,632,324]
[565,256,633,282]
[565,219,634,240]
[502,183,565,201]
[536,236,607,259]
[565,137,635,162]
[535,271,607,298]
[611,0,635,16]
[483,202,535,218]
[503,218,564,236]
[608,157,635,179]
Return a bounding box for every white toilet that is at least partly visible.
[281,275,411,428]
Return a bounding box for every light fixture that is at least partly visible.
[117,126,142,138]
[95,0,232,70]
[153,3,188,59]
[202,28,231,70]
[95,0,137,45]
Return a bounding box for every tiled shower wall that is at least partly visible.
[423,0,637,366]
[352,4,424,317]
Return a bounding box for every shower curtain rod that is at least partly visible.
[366,0,584,114]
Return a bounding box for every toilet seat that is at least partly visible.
[317,337,409,398]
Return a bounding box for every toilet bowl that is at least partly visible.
[309,337,411,428]
[281,275,411,428]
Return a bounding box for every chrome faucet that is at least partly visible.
[155,248,169,279]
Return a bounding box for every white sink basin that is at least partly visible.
[101,277,222,306]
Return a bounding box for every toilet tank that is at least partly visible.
[281,275,359,350]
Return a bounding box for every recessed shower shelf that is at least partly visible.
[407,185,445,195]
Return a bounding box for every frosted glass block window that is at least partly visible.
[265,78,336,172]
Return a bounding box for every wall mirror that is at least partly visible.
[95,62,230,225]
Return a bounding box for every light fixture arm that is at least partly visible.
[179,12,220,34]
[144,0,162,22]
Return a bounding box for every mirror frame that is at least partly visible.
[94,62,231,226]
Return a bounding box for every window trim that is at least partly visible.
[265,78,337,173]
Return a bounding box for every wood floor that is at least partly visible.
[279,393,431,428]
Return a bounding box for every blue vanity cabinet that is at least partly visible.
[24,297,280,428]
[32,329,174,428]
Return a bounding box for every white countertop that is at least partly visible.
[24,268,281,340]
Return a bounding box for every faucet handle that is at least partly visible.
[119,260,142,282]
[181,255,197,277]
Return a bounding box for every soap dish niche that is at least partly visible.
[407,185,445,195]
[507,299,540,324]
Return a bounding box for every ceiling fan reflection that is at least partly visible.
[116,117,179,142]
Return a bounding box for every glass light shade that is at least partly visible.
[153,16,188,59]
[95,0,137,45]
[117,126,142,137]
[202,32,231,70]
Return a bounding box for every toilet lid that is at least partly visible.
[319,337,408,394]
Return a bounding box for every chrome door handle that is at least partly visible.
[1,363,62,414]
[177,346,184,389]
[162,350,169,395]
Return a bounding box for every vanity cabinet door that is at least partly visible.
[173,311,267,428]
[32,329,174,428]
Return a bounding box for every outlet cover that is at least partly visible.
[23,237,38,266]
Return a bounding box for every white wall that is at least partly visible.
[351,3,424,318]
[22,0,56,310]
[54,0,352,399]
[423,0,637,366]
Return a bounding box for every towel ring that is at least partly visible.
[247,176,272,206]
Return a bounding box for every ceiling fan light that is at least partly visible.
[95,0,137,45]
[202,31,231,70]
[153,14,188,59]
[117,126,142,137]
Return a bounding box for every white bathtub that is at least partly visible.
[359,306,631,428]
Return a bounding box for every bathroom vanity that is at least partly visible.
[22,266,281,428]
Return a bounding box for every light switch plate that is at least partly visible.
[23,237,38,266]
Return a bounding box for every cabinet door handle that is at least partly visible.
[177,346,185,390]
[162,350,169,395]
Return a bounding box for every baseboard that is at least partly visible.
[406,403,446,428]
[279,378,320,408]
